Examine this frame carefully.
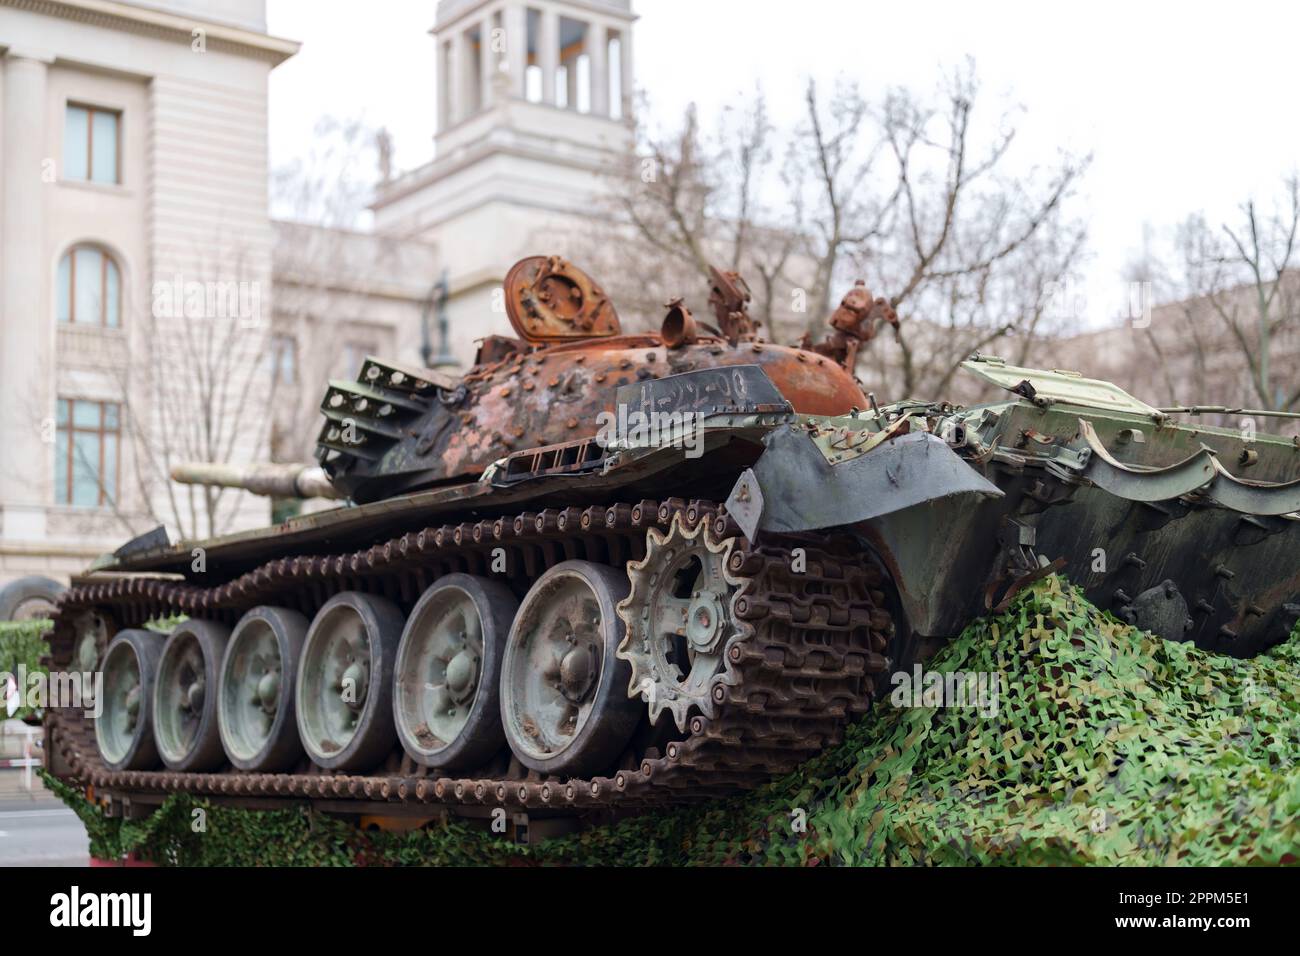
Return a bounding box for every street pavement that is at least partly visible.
[0,776,89,866]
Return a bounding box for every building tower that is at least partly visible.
[371,0,636,368]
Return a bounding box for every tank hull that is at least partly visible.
[47,384,1300,825]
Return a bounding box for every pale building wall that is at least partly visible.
[271,220,441,462]
[0,0,297,583]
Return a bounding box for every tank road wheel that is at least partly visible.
[617,515,739,731]
[153,620,231,772]
[96,629,165,772]
[72,610,113,676]
[219,607,309,772]
[394,575,518,770]
[296,591,404,772]
[501,561,641,776]
[51,609,114,728]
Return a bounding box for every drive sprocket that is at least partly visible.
[617,513,741,731]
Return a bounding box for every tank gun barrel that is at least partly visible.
[170,462,342,500]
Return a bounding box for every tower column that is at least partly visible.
[1,49,54,537]
[564,48,579,109]
[588,21,609,116]
[503,2,527,99]
[437,39,450,131]
[448,29,468,123]
[462,26,480,113]
[619,27,634,118]
[540,8,559,106]
[479,15,496,110]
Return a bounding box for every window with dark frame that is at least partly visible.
[55,399,121,508]
[57,245,121,327]
[63,103,121,185]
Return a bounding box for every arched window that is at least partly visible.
[57,245,120,327]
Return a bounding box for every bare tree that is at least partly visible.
[576,63,1088,398]
[790,77,895,333]
[271,116,418,463]
[855,64,1089,398]
[271,115,383,230]
[563,88,809,334]
[137,256,275,540]
[614,102,714,292]
[82,238,276,542]
[1182,178,1300,412]
[1087,178,1300,427]
[1120,220,1221,408]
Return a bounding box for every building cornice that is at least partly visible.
[433,0,636,35]
[373,130,628,210]
[3,44,55,60]
[0,0,300,65]
[273,218,441,251]
[380,189,620,244]
[0,538,111,559]
[273,274,441,306]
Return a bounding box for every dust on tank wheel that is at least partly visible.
[618,514,739,732]
[71,610,113,674]
[500,560,641,776]
[68,609,115,717]
[295,591,404,771]
[153,619,231,772]
[394,574,518,770]
[219,606,309,772]
[96,629,166,772]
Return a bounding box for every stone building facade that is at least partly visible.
[0,0,297,581]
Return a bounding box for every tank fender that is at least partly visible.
[725,425,1003,540]
[1076,419,1300,516]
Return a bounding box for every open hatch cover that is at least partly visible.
[962,355,1161,417]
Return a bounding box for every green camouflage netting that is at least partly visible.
[48,575,1300,865]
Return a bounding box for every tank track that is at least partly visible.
[46,499,892,813]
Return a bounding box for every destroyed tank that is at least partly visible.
[44,255,1300,834]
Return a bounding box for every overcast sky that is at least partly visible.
[265,0,1300,328]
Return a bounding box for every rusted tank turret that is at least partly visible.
[316,255,871,502]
